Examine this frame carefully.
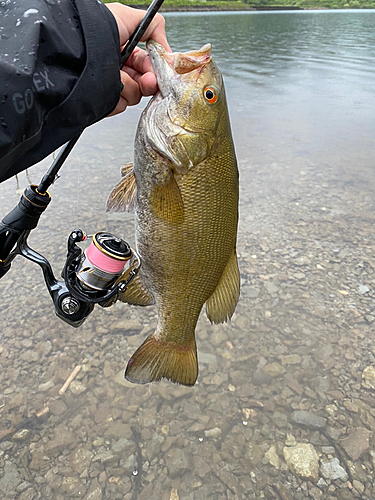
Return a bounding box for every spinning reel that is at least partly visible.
[0,185,140,327]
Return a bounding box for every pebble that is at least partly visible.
[281,354,301,365]
[164,448,189,478]
[16,481,32,493]
[352,479,365,495]
[92,451,115,464]
[204,427,222,438]
[83,479,102,500]
[38,380,54,392]
[69,381,86,395]
[199,352,217,365]
[358,284,370,295]
[0,461,21,494]
[70,448,93,473]
[18,490,36,500]
[13,429,31,441]
[45,425,76,453]
[262,362,286,377]
[321,446,336,454]
[265,445,281,469]
[60,476,87,497]
[362,366,375,389]
[320,458,348,481]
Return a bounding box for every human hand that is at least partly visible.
[105,3,170,116]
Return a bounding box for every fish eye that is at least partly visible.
[204,87,218,104]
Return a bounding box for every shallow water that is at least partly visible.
[1,10,375,500]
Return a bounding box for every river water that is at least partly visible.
[1,9,375,500]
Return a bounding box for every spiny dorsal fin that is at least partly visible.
[125,333,198,386]
[120,162,133,177]
[205,249,240,324]
[118,273,155,307]
[106,163,137,212]
[150,174,184,224]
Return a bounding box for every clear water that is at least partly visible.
[1,10,375,500]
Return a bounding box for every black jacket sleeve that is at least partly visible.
[0,0,122,183]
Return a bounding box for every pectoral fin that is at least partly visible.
[205,249,240,324]
[150,174,184,224]
[118,273,155,306]
[106,163,137,212]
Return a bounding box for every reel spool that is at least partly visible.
[63,229,140,309]
[76,232,133,291]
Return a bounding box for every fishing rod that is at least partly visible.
[37,0,166,196]
[0,0,164,327]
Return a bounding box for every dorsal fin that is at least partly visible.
[106,163,137,212]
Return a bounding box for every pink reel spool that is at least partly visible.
[76,232,132,291]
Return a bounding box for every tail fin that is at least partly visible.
[125,333,198,386]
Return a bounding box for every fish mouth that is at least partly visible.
[144,41,214,172]
[146,40,212,98]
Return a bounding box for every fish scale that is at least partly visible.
[107,40,240,386]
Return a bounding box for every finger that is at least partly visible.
[138,72,158,96]
[108,96,127,117]
[123,66,158,96]
[106,4,171,51]
[119,70,142,106]
[140,14,170,52]
[124,47,153,75]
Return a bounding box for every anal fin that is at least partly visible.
[125,333,198,386]
[119,273,155,306]
[205,249,240,324]
[106,162,137,212]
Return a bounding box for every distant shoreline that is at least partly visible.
[128,4,308,10]
[102,2,375,13]
[123,4,372,12]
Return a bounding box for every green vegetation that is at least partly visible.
[103,0,375,10]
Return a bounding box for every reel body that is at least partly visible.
[62,230,140,316]
[60,229,140,326]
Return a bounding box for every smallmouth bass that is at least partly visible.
[107,40,240,386]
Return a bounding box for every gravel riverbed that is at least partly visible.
[1,138,375,500]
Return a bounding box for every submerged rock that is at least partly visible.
[362,365,375,390]
[291,410,326,430]
[0,461,21,495]
[83,479,102,500]
[320,458,348,481]
[283,443,319,481]
[165,448,189,478]
[70,448,93,474]
[340,428,371,461]
[262,362,286,377]
[265,445,281,469]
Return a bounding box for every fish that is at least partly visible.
[107,40,240,386]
